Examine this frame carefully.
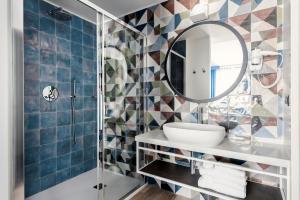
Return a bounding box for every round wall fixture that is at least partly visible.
[42,86,59,102]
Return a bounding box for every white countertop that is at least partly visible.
[135,130,291,167]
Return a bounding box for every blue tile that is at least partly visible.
[57,111,71,126]
[40,65,56,81]
[40,97,56,112]
[56,22,70,40]
[40,81,56,95]
[82,59,93,72]
[24,28,39,47]
[57,154,71,170]
[84,146,96,161]
[84,122,96,135]
[56,168,71,184]
[83,97,96,109]
[84,134,97,148]
[24,45,39,65]
[75,83,84,96]
[83,72,96,84]
[40,50,56,66]
[84,110,96,122]
[74,97,83,110]
[57,67,71,82]
[71,29,82,44]
[40,127,56,145]
[40,112,57,128]
[82,46,94,60]
[57,140,71,155]
[24,0,39,13]
[57,83,71,97]
[84,84,95,96]
[25,146,40,165]
[70,56,82,69]
[40,158,57,177]
[24,96,40,113]
[57,54,70,68]
[40,32,56,50]
[25,163,40,181]
[40,143,57,161]
[71,136,83,151]
[25,130,40,149]
[71,150,83,165]
[25,178,40,197]
[40,17,55,35]
[75,111,84,123]
[56,97,70,111]
[57,125,71,140]
[25,64,40,81]
[71,15,82,30]
[39,0,56,17]
[71,42,82,57]
[84,159,97,171]
[83,33,93,47]
[74,123,84,138]
[82,20,95,35]
[71,163,84,177]
[24,11,39,29]
[40,173,56,190]
[57,38,71,54]
[24,113,40,131]
[93,61,98,73]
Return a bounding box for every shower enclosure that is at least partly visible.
[22,0,146,199]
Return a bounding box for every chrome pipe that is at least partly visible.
[70,79,76,144]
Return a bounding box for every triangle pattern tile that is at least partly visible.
[160,96,175,112]
[252,0,277,12]
[228,0,251,17]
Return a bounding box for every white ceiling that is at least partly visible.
[47,0,166,23]
[89,0,166,17]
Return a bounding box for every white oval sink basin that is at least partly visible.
[163,122,225,147]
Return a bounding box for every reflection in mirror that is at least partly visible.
[166,22,247,102]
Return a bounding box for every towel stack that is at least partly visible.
[198,163,247,198]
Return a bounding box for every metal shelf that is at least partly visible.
[135,130,290,200]
[139,160,283,200]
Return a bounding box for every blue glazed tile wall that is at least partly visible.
[24,0,97,197]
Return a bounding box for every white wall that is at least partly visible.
[210,40,242,96]
[291,0,300,199]
[0,0,12,199]
[185,36,211,99]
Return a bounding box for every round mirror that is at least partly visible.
[164,21,248,103]
[43,86,59,102]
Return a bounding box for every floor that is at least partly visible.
[130,185,190,200]
[26,169,143,200]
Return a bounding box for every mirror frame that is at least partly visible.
[164,21,248,103]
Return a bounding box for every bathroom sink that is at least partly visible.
[163,122,225,147]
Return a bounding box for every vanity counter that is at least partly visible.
[135,130,290,167]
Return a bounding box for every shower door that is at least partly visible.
[97,13,146,200]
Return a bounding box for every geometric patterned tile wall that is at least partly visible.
[120,0,289,197]
[24,0,97,197]
[122,0,287,143]
[103,19,145,178]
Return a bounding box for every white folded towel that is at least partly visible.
[199,166,247,186]
[199,164,246,178]
[200,174,247,190]
[198,177,246,198]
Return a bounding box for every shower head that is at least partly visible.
[48,8,72,21]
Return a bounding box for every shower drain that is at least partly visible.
[93,183,107,190]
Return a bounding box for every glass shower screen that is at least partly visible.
[97,13,146,200]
